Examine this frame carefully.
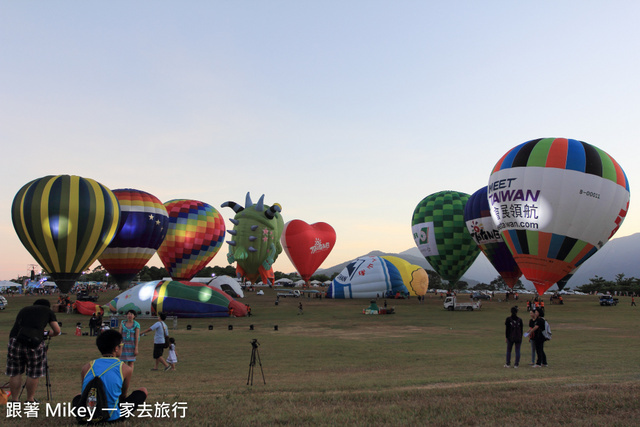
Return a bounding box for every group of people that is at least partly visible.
[5,300,178,422]
[504,305,549,368]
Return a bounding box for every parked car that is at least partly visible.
[76,290,98,302]
[0,295,7,309]
[471,292,491,301]
[599,295,619,306]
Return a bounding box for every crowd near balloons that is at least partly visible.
[10,137,631,315]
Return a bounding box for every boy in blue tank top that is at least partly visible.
[72,329,148,422]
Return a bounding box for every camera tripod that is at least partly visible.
[20,336,53,401]
[247,339,265,385]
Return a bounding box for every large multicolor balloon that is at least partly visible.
[464,186,522,288]
[411,191,480,285]
[281,220,336,283]
[221,193,284,285]
[12,175,120,293]
[98,189,169,290]
[107,280,247,318]
[327,256,428,299]
[488,138,630,295]
[157,200,226,281]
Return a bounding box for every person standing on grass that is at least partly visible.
[140,313,170,371]
[527,308,547,368]
[166,337,178,371]
[298,302,303,315]
[527,309,536,365]
[119,310,140,372]
[504,306,523,368]
[632,295,636,306]
[6,299,61,402]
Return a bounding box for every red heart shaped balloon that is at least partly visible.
[281,220,336,282]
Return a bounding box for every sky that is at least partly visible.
[1,1,640,281]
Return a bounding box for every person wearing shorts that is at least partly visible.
[6,299,61,402]
[141,313,170,371]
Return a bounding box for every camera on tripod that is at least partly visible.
[247,339,265,385]
[251,339,259,349]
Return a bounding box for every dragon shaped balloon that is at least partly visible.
[222,193,284,285]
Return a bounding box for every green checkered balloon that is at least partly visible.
[411,191,480,284]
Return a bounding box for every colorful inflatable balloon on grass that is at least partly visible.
[157,200,226,281]
[488,138,630,295]
[98,189,169,290]
[281,220,336,283]
[327,256,428,299]
[464,186,522,288]
[107,280,246,318]
[221,193,284,285]
[12,175,120,293]
[411,191,480,285]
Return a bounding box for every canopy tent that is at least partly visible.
[275,278,293,284]
[0,280,21,289]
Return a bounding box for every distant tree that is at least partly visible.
[330,272,340,280]
[490,276,507,291]
[456,281,469,290]
[311,274,330,283]
[426,270,442,289]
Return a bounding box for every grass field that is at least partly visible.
[2,289,640,426]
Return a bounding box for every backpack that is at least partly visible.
[508,317,522,343]
[76,360,121,424]
[542,319,552,341]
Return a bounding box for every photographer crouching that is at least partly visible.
[5,299,60,402]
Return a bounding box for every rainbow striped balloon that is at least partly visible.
[12,175,120,293]
[157,199,226,281]
[98,189,169,289]
[488,138,630,295]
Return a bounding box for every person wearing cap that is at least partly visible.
[504,305,523,368]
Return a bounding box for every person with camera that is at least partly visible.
[5,299,61,402]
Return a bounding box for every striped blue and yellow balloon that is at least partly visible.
[11,175,120,293]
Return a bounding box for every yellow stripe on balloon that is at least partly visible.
[76,178,105,270]
[17,184,52,273]
[41,177,61,272]
[65,176,80,272]
[155,281,169,313]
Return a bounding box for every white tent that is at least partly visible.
[275,278,293,284]
[294,279,306,287]
[188,276,244,298]
[0,280,21,289]
[210,276,244,298]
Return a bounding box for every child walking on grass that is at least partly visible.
[165,337,178,371]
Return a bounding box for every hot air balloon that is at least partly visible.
[327,256,428,299]
[157,200,226,281]
[464,186,522,288]
[411,191,480,286]
[281,220,336,284]
[12,175,120,293]
[488,138,630,295]
[107,280,246,318]
[221,193,284,285]
[98,189,169,290]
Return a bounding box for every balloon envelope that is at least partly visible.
[488,138,630,295]
[411,191,480,284]
[327,256,428,299]
[464,186,522,288]
[221,193,284,285]
[98,189,169,290]
[12,175,120,293]
[107,280,246,318]
[157,200,226,281]
[281,220,336,282]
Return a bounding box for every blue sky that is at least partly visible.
[2,1,639,281]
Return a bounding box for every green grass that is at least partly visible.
[2,290,640,426]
